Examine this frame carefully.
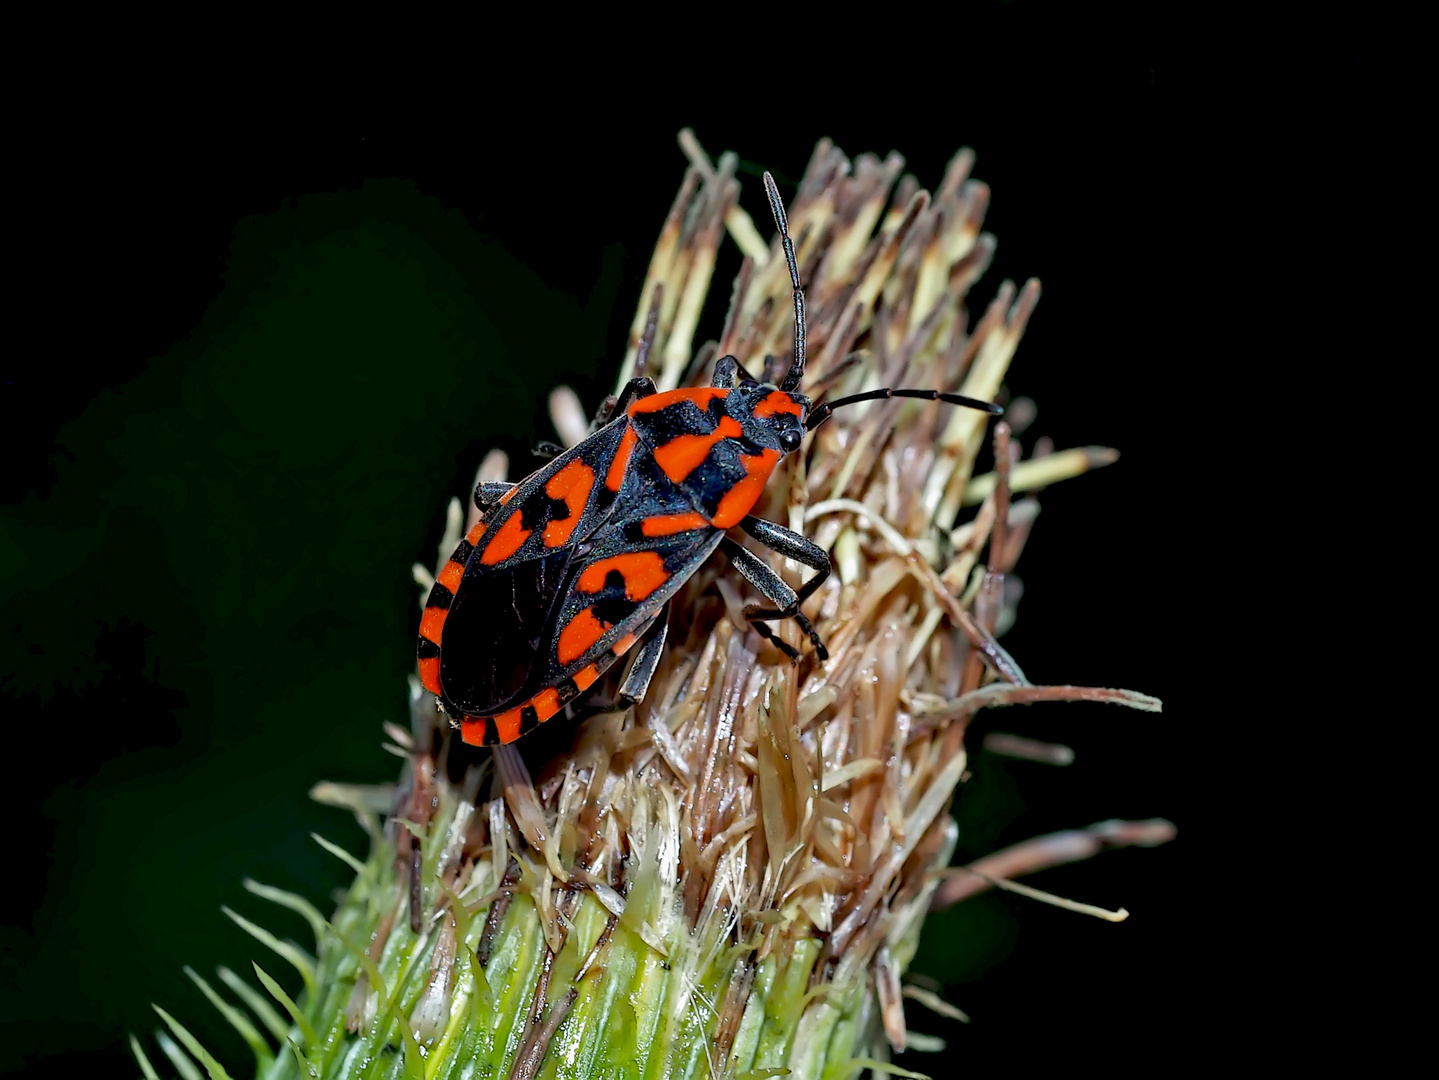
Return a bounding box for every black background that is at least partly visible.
[4,13,1251,1076]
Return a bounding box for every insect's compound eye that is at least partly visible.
[779,429,802,453]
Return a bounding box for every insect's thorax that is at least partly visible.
[625,385,805,529]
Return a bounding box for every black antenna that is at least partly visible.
[805,387,1003,431]
[762,167,1002,427]
[763,172,807,392]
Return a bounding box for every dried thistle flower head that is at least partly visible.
[136,133,1173,1080]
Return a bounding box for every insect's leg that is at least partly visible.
[739,516,833,608]
[711,354,758,388]
[613,376,658,415]
[566,608,671,724]
[531,440,564,460]
[719,536,828,661]
[594,376,659,427]
[616,602,670,707]
[474,481,516,514]
[712,355,737,387]
[591,395,619,428]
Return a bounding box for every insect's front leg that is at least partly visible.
[474,481,516,514]
[719,536,828,662]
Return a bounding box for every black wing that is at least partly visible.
[437,543,574,715]
[427,421,630,716]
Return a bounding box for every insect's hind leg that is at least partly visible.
[474,481,516,514]
[616,602,670,707]
[613,377,658,416]
[719,535,829,662]
[592,376,658,428]
[567,604,672,723]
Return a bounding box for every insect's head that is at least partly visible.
[724,381,811,457]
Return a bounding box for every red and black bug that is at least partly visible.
[417,172,1002,746]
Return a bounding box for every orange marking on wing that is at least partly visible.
[543,460,594,547]
[753,390,804,418]
[544,517,583,548]
[606,425,639,492]
[481,511,531,565]
[460,717,488,746]
[531,687,561,722]
[612,633,638,656]
[498,487,517,505]
[418,657,441,695]
[627,386,730,415]
[436,560,465,593]
[558,607,610,665]
[573,664,600,691]
[653,415,743,482]
[492,708,523,744]
[641,511,710,536]
[577,551,669,601]
[466,521,488,546]
[712,449,781,528]
[419,606,448,643]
